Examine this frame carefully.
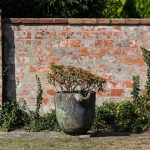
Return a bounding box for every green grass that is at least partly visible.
[0,136,150,150]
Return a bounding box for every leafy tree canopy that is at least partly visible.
[0,0,150,18]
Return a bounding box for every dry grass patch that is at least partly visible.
[0,136,150,150]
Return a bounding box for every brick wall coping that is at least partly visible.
[2,18,150,25]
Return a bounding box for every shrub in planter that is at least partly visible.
[47,63,106,135]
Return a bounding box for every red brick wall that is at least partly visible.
[2,18,150,113]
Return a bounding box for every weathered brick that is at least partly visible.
[83,19,96,24]
[113,26,122,31]
[36,40,42,46]
[46,56,61,63]
[15,73,24,80]
[107,48,120,55]
[97,19,111,24]
[45,48,52,55]
[140,31,150,39]
[91,49,106,56]
[38,18,53,23]
[70,56,83,63]
[33,48,42,56]
[26,40,31,45]
[111,19,125,24]
[44,41,53,47]
[126,19,140,24]
[68,19,83,24]
[80,26,95,31]
[101,73,114,80]
[64,26,74,31]
[97,90,109,96]
[20,18,34,23]
[128,40,143,48]
[104,32,113,39]
[95,40,103,47]
[50,32,57,39]
[67,32,75,39]
[89,32,98,39]
[95,64,107,72]
[103,40,114,47]
[140,66,147,72]
[59,32,67,39]
[133,57,145,66]
[15,57,29,64]
[70,40,81,47]
[44,65,51,72]
[53,18,68,24]
[122,48,138,55]
[60,40,69,47]
[140,19,150,25]
[26,98,36,104]
[42,98,49,105]
[18,90,30,97]
[29,66,37,72]
[108,81,121,88]
[37,65,51,72]
[83,32,89,39]
[122,81,133,88]
[110,89,125,96]
[23,83,33,89]
[34,32,42,39]
[47,90,54,96]
[113,32,122,39]
[118,57,132,64]
[79,48,90,56]
[35,57,45,64]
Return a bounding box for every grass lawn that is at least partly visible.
[0,136,150,150]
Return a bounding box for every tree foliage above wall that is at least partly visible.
[0,0,150,18]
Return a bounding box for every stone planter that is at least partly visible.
[54,92,96,135]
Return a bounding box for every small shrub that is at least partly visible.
[24,75,43,132]
[114,100,135,132]
[38,110,61,132]
[131,75,140,101]
[24,75,62,132]
[0,100,29,132]
[91,102,116,132]
[91,99,150,133]
[131,95,150,132]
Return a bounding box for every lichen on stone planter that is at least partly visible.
[55,92,96,135]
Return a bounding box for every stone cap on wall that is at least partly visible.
[2,18,150,25]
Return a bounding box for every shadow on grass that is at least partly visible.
[94,131,131,137]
